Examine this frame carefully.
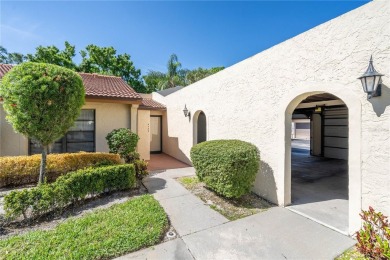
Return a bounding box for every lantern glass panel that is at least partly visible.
[365,76,375,93]
[374,75,381,92]
[360,78,367,92]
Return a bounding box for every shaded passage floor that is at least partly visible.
[288,140,349,233]
[147,153,190,172]
[119,166,354,260]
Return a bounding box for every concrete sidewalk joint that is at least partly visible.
[119,167,355,260]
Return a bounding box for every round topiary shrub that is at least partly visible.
[106,128,140,162]
[190,139,260,198]
[0,62,85,183]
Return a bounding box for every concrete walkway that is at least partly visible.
[117,167,355,260]
[290,140,349,234]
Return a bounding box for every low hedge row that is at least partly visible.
[190,139,260,198]
[0,152,122,187]
[4,164,136,220]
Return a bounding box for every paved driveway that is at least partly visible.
[118,167,355,260]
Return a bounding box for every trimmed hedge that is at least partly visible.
[190,140,260,198]
[0,152,122,187]
[4,164,136,220]
[0,195,168,260]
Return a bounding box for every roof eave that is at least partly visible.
[86,95,142,104]
[138,107,166,111]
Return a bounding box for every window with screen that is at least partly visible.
[30,109,95,154]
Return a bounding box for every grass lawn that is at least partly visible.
[177,176,271,220]
[336,247,368,260]
[0,195,168,260]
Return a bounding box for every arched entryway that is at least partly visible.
[280,88,361,235]
[193,111,207,144]
[290,93,349,233]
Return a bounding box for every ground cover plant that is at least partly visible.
[0,195,168,260]
[4,164,135,220]
[336,247,368,260]
[190,139,260,198]
[177,176,271,220]
[0,152,121,188]
[356,207,390,259]
[0,62,85,183]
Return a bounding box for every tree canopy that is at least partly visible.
[23,42,144,92]
[79,45,143,92]
[2,44,224,93]
[143,54,188,92]
[0,62,85,183]
[26,41,77,70]
[0,46,25,64]
[143,54,224,93]
[185,66,225,85]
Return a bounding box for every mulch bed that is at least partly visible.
[177,176,273,220]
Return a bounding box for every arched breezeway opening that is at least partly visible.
[290,93,349,233]
[193,111,207,145]
[281,88,361,236]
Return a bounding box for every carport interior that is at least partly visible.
[288,93,349,234]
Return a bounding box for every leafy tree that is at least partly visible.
[0,46,25,64]
[24,42,145,92]
[143,54,224,92]
[186,66,224,84]
[143,71,166,93]
[143,54,188,92]
[78,45,144,92]
[26,41,77,70]
[0,62,85,184]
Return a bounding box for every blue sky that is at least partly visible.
[1,1,369,74]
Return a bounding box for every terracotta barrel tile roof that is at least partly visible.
[79,73,141,100]
[0,64,141,101]
[0,64,14,78]
[139,98,166,110]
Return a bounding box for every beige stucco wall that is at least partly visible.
[153,0,390,234]
[0,102,132,156]
[137,110,165,160]
[0,104,29,156]
[83,102,131,153]
[138,110,151,160]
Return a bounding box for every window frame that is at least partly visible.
[28,109,96,155]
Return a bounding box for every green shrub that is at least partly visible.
[0,152,122,188]
[190,140,260,198]
[0,62,85,183]
[124,151,149,180]
[106,128,140,162]
[356,207,390,259]
[134,160,148,180]
[4,164,136,220]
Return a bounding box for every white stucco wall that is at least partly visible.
[153,0,390,234]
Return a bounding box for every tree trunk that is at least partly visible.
[39,145,48,184]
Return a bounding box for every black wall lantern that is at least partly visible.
[358,56,384,99]
[183,104,190,117]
